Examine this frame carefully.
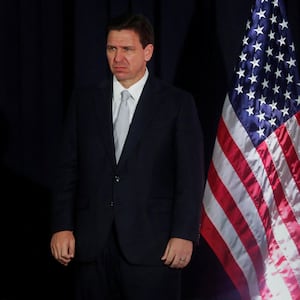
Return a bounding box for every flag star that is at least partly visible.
[270,14,277,24]
[243,36,249,45]
[279,19,288,30]
[237,68,246,78]
[247,90,255,100]
[286,58,296,68]
[262,79,269,88]
[295,96,300,105]
[276,52,284,62]
[275,68,282,78]
[253,41,262,52]
[272,0,279,7]
[248,74,257,84]
[290,43,295,51]
[264,63,271,72]
[250,57,260,68]
[257,111,266,121]
[246,106,254,116]
[266,47,273,56]
[257,127,265,137]
[281,106,289,116]
[239,52,247,61]
[246,20,251,30]
[272,84,280,94]
[269,117,277,126]
[256,9,266,19]
[278,36,286,46]
[254,25,264,36]
[268,31,275,40]
[269,101,278,110]
[235,84,243,94]
[258,95,267,105]
[283,90,291,100]
[286,73,293,83]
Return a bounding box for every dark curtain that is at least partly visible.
[0,1,299,299]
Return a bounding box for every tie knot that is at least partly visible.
[121,90,131,102]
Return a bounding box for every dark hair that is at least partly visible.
[107,13,154,48]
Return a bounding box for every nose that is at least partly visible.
[114,49,123,62]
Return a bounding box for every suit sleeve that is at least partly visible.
[51,91,78,234]
[171,92,205,243]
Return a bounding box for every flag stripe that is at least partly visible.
[296,111,300,127]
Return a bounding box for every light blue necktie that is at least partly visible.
[113,90,131,162]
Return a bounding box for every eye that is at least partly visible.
[106,45,116,52]
[123,46,134,52]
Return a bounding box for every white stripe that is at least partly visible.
[264,261,293,300]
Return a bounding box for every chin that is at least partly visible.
[114,73,127,81]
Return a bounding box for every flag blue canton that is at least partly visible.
[229,0,300,147]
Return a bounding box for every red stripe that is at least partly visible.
[296,111,300,126]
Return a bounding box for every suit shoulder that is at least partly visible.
[72,80,111,94]
[148,76,194,99]
[70,80,111,101]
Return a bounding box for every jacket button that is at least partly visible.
[114,175,120,182]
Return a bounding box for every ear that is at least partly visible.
[144,44,154,62]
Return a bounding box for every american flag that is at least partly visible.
[200,0,300,299]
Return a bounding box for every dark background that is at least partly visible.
[0,1,299,299]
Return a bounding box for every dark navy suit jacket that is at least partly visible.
[51,74,205,265]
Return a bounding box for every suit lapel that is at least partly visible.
[118,76,161,166]
[93,82,116,166]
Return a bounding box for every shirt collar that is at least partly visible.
[113,68,149,102]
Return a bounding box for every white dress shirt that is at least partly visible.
[112,68,149,125]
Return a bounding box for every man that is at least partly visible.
[50,13,205,300]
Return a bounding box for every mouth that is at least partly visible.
[113,67,128,76]
[113,66,126,71]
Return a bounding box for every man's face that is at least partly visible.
[106,29,153,88]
